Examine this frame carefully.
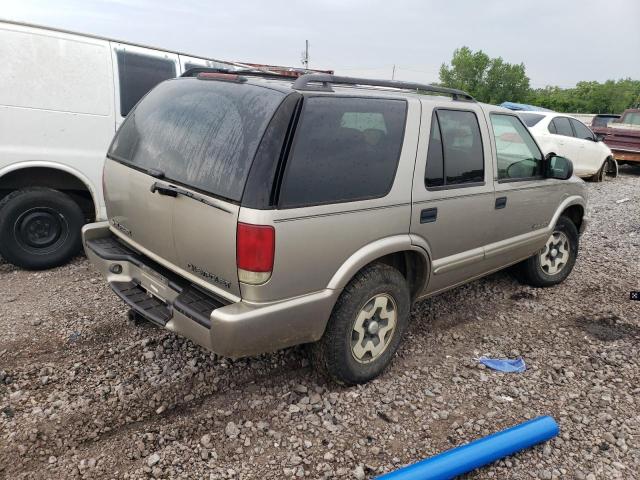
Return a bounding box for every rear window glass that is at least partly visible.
[279,97,407,208]
[108,79,285,202]
[517,113,545,127]
[553,117,573,136]
[116,51,177,117]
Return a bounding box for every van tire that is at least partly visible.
[0,188,84,270]
[311,263,410,385]
[514,216,578,288]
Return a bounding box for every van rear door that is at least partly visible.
[105,77,286,299]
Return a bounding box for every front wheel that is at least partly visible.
[311,263,410,385]
[0,187,84,270]
[514,216,578,288]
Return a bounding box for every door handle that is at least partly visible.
[420,208,438,223]
[495,196,507,209]
[150,182,178,197]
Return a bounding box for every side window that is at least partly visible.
[570,119,594,140]
[548,120,557,134]
[116,51,176,117]
[424,109,484,188]
[425,112,444,187]
[553,117,573,137]
[279,97,407,208]
[490,114,543,180]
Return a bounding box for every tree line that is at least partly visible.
[438,47,640,114]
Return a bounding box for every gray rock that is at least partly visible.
[225,422,240,438]
[147,453,160,467]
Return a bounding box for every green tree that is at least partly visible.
[529,79,640,113]
[439,46,530,103]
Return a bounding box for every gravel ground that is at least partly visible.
[1,168,639,480]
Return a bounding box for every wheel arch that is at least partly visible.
[559,201,585,233]
[327,235,431,301]
[0,163,98,221]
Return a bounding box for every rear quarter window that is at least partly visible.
[278,96,407,208]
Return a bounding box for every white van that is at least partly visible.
[0,20,243,269]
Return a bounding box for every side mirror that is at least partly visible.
[545,154,573,180]
[595,133,606,142]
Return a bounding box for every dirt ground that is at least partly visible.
[1,168,639,479]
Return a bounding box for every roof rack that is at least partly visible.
[291,74,475,101]
[181,66,294,81]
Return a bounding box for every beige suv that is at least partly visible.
[83,71,587,384]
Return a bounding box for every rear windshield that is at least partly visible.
[108,78,285,201]
[517,112,545,127]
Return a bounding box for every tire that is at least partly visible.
[311,263,410,385]
[604,157,618,179]
[0,187,85,270]
[514,216,578,288]
[591,161,606,182]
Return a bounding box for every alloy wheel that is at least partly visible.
[350,294,397,364]
[539,231,570,275]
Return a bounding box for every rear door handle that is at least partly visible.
[495,196,507,209]
[420,208,438,223]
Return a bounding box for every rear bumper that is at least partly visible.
[82,222,338,358]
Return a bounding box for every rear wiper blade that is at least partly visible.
[149,182,232,214]
[147,168,165,179]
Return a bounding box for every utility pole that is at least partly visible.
[301,40,309,70]
[392,64,396,80]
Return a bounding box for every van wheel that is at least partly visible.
[0,188,84,270]
[311,263,410,385]
[514,216,578,288]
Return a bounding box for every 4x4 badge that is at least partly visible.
[110,218,132,237]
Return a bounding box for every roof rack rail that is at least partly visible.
[291,74,475,101]
[181,66,294,81]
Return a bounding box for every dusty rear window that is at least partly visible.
[108,78,285,202]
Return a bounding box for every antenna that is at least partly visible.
[301,40,309,70]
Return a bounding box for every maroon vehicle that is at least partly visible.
[593,109,640,164]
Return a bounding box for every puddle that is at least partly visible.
[510,291,536,301]
[577,315,640,341]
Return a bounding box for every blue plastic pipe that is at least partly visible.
[377,416,559,480]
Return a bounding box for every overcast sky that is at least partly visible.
[3,0,639,88]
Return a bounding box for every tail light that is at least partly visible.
[237,223,275,285]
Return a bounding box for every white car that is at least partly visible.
[517,111,617,181]
[0,20,243,270]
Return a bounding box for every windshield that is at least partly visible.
[622,112,640,126]
[517,112,545,127]
[592,116,619,127]
[108,78,285,202]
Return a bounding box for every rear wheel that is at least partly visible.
[0,188,84,270]
[603,157,618,179]
[311,263,410,385]
[514,216,578,287]
[592,157,618,182]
